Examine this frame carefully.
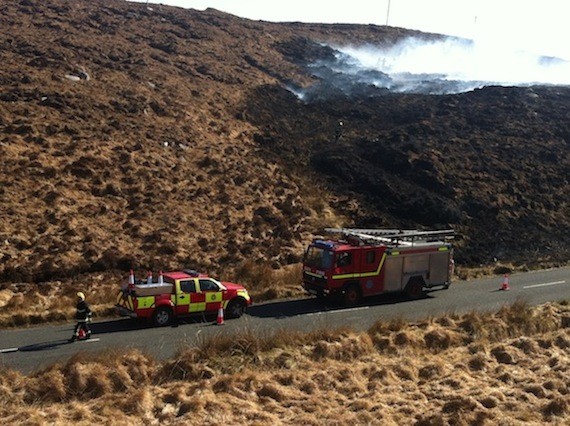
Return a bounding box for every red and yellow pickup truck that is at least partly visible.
[116,270,252,326]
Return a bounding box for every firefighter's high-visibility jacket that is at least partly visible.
[76,300,91,322]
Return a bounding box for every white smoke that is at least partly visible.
[292,36,570,98]
[342,37,570,86]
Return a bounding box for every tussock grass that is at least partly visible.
[366,299,564,359]
[230,261,303,301]
[0,271,122,328]
[453,262,532,280]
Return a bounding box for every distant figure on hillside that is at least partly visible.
[69,292,92,342]
[335,120,344,142]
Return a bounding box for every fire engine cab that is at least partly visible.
[302,228,455,305]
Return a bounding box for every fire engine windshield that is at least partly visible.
[304,246,334,269]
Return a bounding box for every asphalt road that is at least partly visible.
[1,267,568,375]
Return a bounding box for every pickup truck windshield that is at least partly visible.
[304,246,334,269]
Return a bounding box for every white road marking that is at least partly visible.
[306,306,369,316]
[82,338,100,343]
[523,280,566,289]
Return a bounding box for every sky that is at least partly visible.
[130,0,570,60]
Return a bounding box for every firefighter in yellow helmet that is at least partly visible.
[69,292,92,342]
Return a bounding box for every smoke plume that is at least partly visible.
[289,36,570,100]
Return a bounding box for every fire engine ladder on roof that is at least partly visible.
[324,228,455,247]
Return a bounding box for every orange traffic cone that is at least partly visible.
[501,274,510,291]
[216,307,225,325]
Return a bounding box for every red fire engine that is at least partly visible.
[302,228,455,305]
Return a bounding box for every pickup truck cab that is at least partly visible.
[116,270,252,326]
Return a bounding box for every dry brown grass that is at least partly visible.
[0,271,123,328]
[452,261,562,281]
[229,261,304,301]
[1,302,569,425]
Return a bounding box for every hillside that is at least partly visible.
[0,0,569,285]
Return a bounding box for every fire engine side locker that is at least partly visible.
[428,248,452,287]
[385,249,429,293]
[383,253,404,292]
[384,250,429,292]
[383,248,444,292]
[383,247,451,293]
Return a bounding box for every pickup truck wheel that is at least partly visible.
[343,285,361,307]
[226,299,246,319]
[405,279,425,300]
[153,307,173,326]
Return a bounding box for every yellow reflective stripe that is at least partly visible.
[391,251,400,256]
[305,271,324,278]
[332,273,358,279]
[361,253,387,277]
[438,247,449,251]
[333,253,387,280]
[237,290,250,301]
[189,303,205,312]
[117,292,135,310]
[137,296,155,309]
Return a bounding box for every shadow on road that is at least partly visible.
[89,314,218,336]
[248,291,434,319]
[90,318,153,335]
[18,339,70,352]
[4,316,219,353]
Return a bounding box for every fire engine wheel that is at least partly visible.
[226,298,246,319]
[405,279,425,300]
[153,307,173,326]
[343,285,361,307]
